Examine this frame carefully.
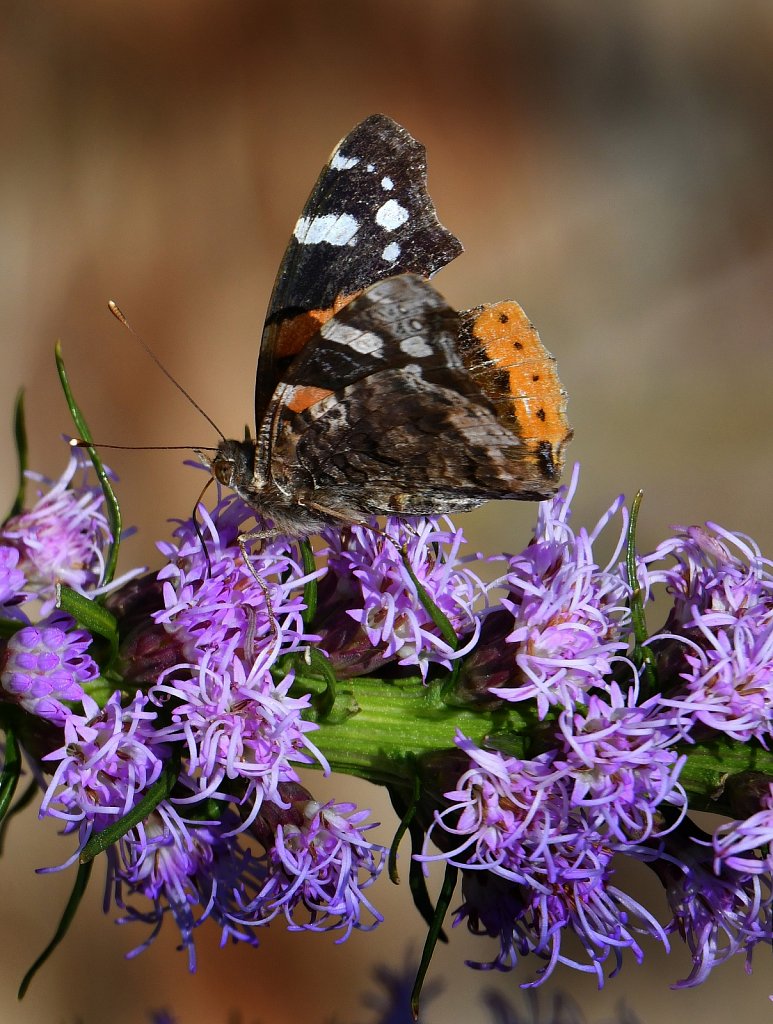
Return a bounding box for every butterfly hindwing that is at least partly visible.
[256,115,463,425]
[264,276,566,520]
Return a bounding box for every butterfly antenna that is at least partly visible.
[108,300,226,440]
[191,475,216,579]
[69,439,219,452]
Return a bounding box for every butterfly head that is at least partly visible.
[199,438,257,494]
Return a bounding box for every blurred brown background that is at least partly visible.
[2,2,773,1022]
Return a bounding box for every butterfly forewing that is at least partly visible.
[256,114,463,425]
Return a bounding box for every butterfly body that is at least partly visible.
[205,115,572,537]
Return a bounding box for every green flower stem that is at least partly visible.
[300,673,529,787]
[676,736,773,814]
[297,673,773,815]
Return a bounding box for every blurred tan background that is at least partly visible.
[2,2,773,1022]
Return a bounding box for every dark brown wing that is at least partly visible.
[263,276,569,519]
[255,115,463,426]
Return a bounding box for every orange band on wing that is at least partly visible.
[285,384,335,414]
[275,292,360,360]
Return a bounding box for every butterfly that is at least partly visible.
[203,114,572,538]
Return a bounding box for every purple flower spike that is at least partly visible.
[319,516,486,679]
[491,467,632,717]
[1,621,98,724]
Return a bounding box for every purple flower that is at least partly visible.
[422,733,670,984]
[490,467,632,717]
[452,829,667,986]
[108,783,384,966]
[668,613,773,743]
[648,522,773,630]
[1,449,115,610]
[240,785,384,939]
[40,690,165,850]
[0,621,99,725]
[151,652,326,827]
[155,494,320,670]
[646,818,773,986]
[318,516,486,680]
[554,682,686,843]
[0,545,27,617]
[713,783,773,875]
[644,521,773,743]
[109,801,265,970]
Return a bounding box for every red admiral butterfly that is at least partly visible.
[203,115,572,537]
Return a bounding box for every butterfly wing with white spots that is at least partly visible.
[255,114,463,426]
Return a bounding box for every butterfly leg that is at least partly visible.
[237,527,281,640]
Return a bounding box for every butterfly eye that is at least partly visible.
[213,457,235,487]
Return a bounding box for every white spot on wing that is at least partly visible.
[331,152,359,171]
[382,241,401,263]
[375,199,409,231]
[294,213,360,246]
[321,320,384,357]
[400,336,433,358]
[381,176,394,190]
[366,163,375,172]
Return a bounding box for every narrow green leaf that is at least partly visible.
[18,861,93,999]
[387,774,420,884]
[79,753,180,863]
[400,548,462,704]
[401,550,458,652]
[306,647,337,719]
[406,815,448,943]
[386,785,448,942]
[625,490,658,690]
[10,389,28,519]
[299,538,318,627]
[56,584,119,660]
[54,341,122,587]
[0,726,21,822]
[410,863,457,1020]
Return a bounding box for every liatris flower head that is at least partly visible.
[317,515,487,680]
[154,493,320,669]
[242,782,385,940]
[649,522,773,631]
[465,467,633,717]
[645,815,773,987]
[1,448,114,611]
